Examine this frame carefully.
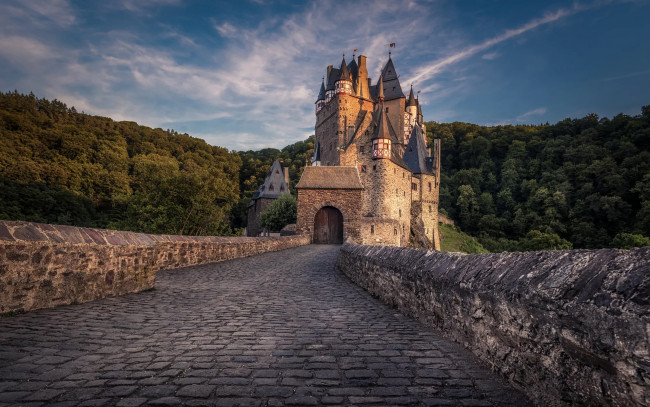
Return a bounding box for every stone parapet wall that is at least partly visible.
[0,221,310,313]
[337,243,650,406]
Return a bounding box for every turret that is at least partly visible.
[335,56,352,95]
[372,76,391,160]
[316,78,326,114]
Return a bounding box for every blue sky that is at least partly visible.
[1,0,649,150]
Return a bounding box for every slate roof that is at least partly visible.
[347,58,358,80]
[313,142,321,162]
[339,56,351,81]
[296,166,363,190]
[380,57,405,101]
[407,85,417,107]
[248,160,290,206]
[371,103,390,141]
[326,68,340,91]
[403,125,433,175]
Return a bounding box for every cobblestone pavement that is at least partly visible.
[0,245,530,406]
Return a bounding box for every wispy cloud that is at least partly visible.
[481,51,500,60]
[407,4,589,85]
[516,107,547,121]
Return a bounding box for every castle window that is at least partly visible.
[403,191,406,197]
[402,172,405,178]
[429,205,432,213]
[412,183,417,191]
[360,146,365,153]
[280,185,284,192]
[428,182,432,192]
[394,228,397,236]
[269,184,274,191]
[371,225,374,234]
[385,107,389,113]
[399,209,402,218]
[275,170,279,174]
[361,165,367,173]
[396,188,398,196]
[394,168,396,174]
[373,165,377,171]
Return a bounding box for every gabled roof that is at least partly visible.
[317,79,326,101]
[403,125,433,175]
[249,160,290,205]
[296,166,363,190]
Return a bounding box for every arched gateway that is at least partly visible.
[313,206,343,244]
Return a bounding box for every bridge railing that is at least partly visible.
[337,242,650,407]
[0,220,309,314]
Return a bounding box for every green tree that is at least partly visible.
[611,233,650,249]
[518,230,572,251]
[259,194,297,232]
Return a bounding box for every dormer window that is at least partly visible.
[269,184,274,192]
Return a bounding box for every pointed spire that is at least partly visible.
[377,74,384,102]
[374,108,390,141]
[339,55,351,81]
[407,84,417,107]
[317,77,326,101]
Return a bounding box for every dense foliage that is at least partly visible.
[259,194,298,232]
[0,91,240,235]
[426,107,650,251]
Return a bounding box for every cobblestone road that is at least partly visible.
[0,245,529,406]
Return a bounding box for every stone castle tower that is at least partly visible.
[296,53,441,249]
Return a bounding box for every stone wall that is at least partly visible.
[0,221,310,313]
[337,243,650,406]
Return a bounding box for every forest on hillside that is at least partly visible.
[1,91,648,250]
[426,107,650,250]
[0,91,241,235]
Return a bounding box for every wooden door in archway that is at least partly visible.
[313,206,343,244]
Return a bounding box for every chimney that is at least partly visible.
[283,167,290,188]
[357,55,368,98]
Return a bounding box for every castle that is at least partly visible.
[295,53,441,249]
